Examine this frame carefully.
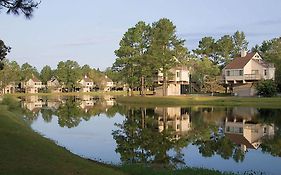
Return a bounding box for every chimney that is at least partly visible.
[241,49,247,57]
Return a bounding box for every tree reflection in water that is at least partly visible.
[112,107,188,168]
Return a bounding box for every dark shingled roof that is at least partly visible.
[225,133,255,149]
[224,53,255,69]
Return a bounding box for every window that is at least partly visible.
[264,69,267,76]
[252,70,259,75]
[239,70,243,76]
[226,70,230,76]
[176,71,180,78]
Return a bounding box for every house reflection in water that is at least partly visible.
[21,96,44,114]
[224,108,275,152]
[46,96,62,111]
[78,95,96,113]
[155,107,191,140]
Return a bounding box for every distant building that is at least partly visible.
[154,66,190,96]
[21,77,43,93]
[222,51,275,96]
[78,75,94,92]
[47,77,62,93]
[1,82,17,94]
[102,76,114,91]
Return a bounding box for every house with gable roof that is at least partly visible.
[78,75,94,92]
[222,51,275,96]
[47,76,62,93]
[154,66,190,96]
[21,76,43,93]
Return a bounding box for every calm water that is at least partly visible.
[21,95,281,175]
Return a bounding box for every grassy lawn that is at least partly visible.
[0,95,236,175]
[116,95,281,108]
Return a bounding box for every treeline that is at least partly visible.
[0,59,109,92]
[110,18,281,93]
[1,18,281,93]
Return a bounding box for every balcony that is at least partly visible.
[244,74,261,80]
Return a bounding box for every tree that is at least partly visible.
[0,0,39,18]
[0,39,11,70]
[113,21,152,96]
[192,58,220,91]
[232,31,248,57]
[55,60,81,92]
[255,80,277,97]
[254,37,281,91]
[0,59,20,90]
[193,37,219,64]
[20,62,39,80]
[150,18,187,96]
[216,35,234,65]
[40,65,53,84]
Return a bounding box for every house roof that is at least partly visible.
[224,53,255,69]
[225,133,255,149]
[30,77,41,82]
[83,77,92,82]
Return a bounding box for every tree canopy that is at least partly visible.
[0,39,11,70]
[0,0,39,18]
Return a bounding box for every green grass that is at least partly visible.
[116,95,281,108]
[0,97,126,175]
[120,164,235,175]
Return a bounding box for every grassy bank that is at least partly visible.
[116,95,281,108]
[0,96,126,175]
[120,164,235,175]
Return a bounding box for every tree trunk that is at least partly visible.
[163,72,167,96]
[140,76,145,96]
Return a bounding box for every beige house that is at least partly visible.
[155,107,191,139]
[224,116,274,152]
[102,76,114,91]
[155,66,190,96]
[222,51,275,96]
[47,77,62,93]
[1,82,17,94]
[78,75,94,92]
[22,77,43,93]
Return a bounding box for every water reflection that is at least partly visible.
[22,97,281,174]
[21,95,118,127]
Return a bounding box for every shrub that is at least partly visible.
[255,80,277,97]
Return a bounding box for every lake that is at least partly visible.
[21,95,281,175]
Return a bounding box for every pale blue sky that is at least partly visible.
[1,0,281,71]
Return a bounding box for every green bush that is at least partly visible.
[255,80,278,97]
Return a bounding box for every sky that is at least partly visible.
[1,0,281,71]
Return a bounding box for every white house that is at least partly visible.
[47,77,62,93]
[78,75,94,92]
[222,51,275,96]
[22,77,43,93]
[1,82,17,94]
[102,76,114,91]
[155,66,190,96]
